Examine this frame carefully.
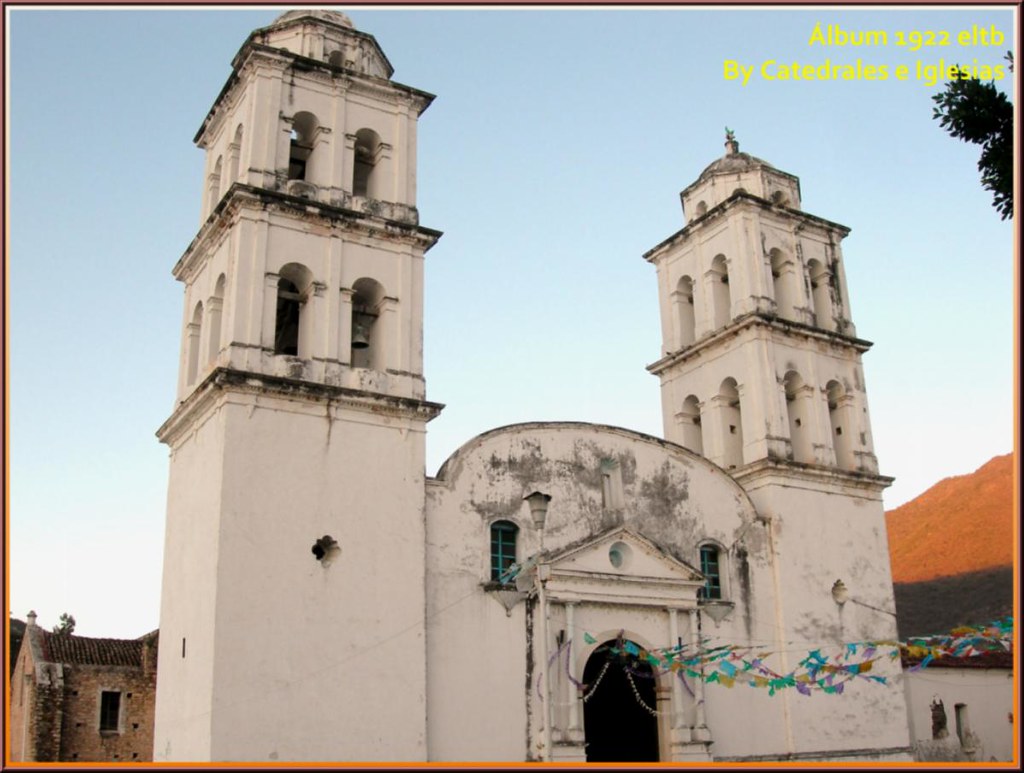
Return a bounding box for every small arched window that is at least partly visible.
[695,201,707,218]
[698,543,723,600]
[352,128,382,198]
[328,50,344,68]
[490,520,519,582]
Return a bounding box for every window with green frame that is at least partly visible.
[698,544,722,600]
[490,521,519,582]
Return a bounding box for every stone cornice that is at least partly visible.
[196,38,434,145]
[730,457,893,498]
[647,313,873,376]
[644,191,851,264]
[172,183,443,281]
[157,367,444,448]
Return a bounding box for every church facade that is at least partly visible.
[153,10,912,762]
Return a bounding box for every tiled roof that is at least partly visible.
[902,650,1013,670]
[40,631,144,668]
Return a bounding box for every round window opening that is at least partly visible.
[608,541,632,569]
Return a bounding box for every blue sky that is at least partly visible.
[7,6,1016,638]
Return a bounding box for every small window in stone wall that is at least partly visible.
[99,691,121,732]
[698,544,723,600]
[490,521,518,582]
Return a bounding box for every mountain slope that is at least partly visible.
[886,453,1014,584]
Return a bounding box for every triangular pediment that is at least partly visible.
[542,528,705,608]
[550,528,702,581]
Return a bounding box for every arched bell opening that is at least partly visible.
[718,377,744,470]
[674,275,696,348]
[288,111,320,182]
[680,395,703,456]
[352,128,382,198]
[709,254,731,330]
[784,370,813,463]
[274,263,314,357]
[806,259,834,330]
[350,277,386,369]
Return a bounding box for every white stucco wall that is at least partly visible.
[739,471,911,759]
[153,400,224,761]
[156,387,432,762]
[903,665,1014,762]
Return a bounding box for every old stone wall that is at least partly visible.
[57,664,157,762]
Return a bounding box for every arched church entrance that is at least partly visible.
[582,640,660,762]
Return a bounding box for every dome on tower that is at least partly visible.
[678,132,802,217]
[272,9,354,29]
[697,150,777,181]
[696,132,777,183]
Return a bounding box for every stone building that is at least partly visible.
[9,612,158,762]
[154,10,912,762]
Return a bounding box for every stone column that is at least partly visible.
[261,272,280,352]
[338,288,354,366]
[205,296,224,368]
[689,609,710,741]
[565,602,583,742]
[377,296,399,372]
[307,126,333,200]
[667,608,688,735]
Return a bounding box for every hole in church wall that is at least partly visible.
[312,534,341,565]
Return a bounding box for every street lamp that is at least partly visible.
[524,491,552,529]
[524,491,554,761]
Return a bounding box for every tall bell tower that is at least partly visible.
[644,133,909,753]
[153,11,442,761]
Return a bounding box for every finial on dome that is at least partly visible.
[724,127,739,155]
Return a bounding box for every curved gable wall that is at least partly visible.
[429,422,762,566]
[423,422,775,761]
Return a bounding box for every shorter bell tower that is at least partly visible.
[645,131,878,477]
[154,11,442,762]
[644,133,906,754]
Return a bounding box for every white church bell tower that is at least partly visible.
[154,11,442,761]
[644,132,906,755]
[646,131,880,478]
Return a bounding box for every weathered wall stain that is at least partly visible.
[735,545,753,638]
